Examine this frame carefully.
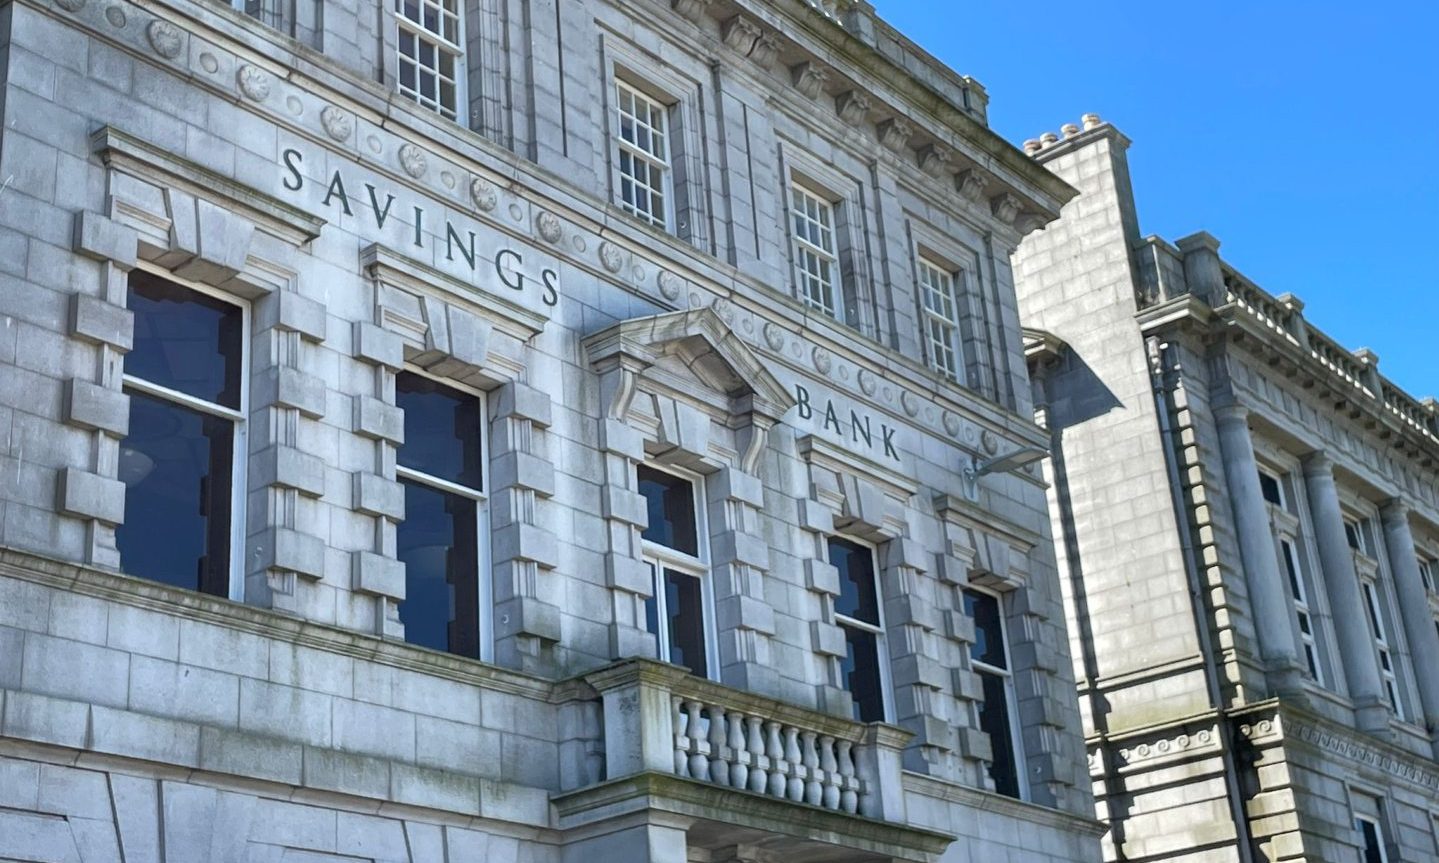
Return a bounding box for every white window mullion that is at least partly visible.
[790,184,840,320]
[394,0,465,120]
[918,257,963,382]
[615,80,673,231]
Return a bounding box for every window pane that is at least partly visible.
[396,372,483,489]
[1357,819,1384,863]
[978,671,1021,798]
[1258,472,1283,507]
[664,569,708,677]
[126,271,243,408]
[637,466,697,556]
[840,625,885,722]
[116,390,232,597]
[829,537,879,625]
[397,479,479,657]
[964,590,1008,670]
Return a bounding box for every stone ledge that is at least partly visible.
[552,771,952,862]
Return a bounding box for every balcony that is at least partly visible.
[555,660,953,862]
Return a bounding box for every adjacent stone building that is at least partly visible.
[1017,116,1439,861]
[0,1,1102,860]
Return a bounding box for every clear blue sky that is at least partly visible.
[879,1,1437,398]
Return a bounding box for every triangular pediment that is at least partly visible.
[583,308,795,420]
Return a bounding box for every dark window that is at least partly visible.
[828,537,886,722]
[1345,521,1364,552]
[1356,818,1386,863]
[396,371,483,488]
[638,465,698,556]
[964,589,1022,799]
[395,373,485,658]
[644,566,709,677]
[117,274,244,596]
[1258,471,1283,507]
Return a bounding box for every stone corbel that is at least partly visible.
[990,192,1022,226]
[835,91,871,126]
[748,32,781,69]
[671,0,713,23]
[721,15,762,55]
[917,144,951,178]
[877,118,912,153]
[791,61,830,100]
[955,168,988,203]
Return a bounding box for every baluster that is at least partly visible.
[837,740,858,814]
[672,696,689,778]
[765,721,787,798]
[746,716,768,794]
[819,735,840,810]
[784,727,804,802]
[727,712,749,791]
[685,700,710,782]
[707,703,730,787]
[801,731,822,806]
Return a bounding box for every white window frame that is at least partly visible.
[916,254,965,383]
[613,78,674,232]
[790,182,842,321]
[1260,468,1324,684]
[1354,813,1390,863]
[121,264,250,603]
[964,585,1029,801]
[639,463,719,682]
[1359,575,1403,721]
[394,368,492,663]
[393,0,466,121]
[1419,556,1435,594]
[830,534,895,724]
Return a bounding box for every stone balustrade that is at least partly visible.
[584,659,911,822]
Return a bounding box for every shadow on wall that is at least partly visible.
[1045,350,1125,433]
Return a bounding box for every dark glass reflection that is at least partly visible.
[397,479,479,657]
[637,466,697,555]
[964,589,1008,670]
[840,626,885,723]
[664,569,707,677]
[829,537,879,625]
[116,390,232,596]
[126,271,243,408]
[396,372,483,489]
[978,672,1020,798]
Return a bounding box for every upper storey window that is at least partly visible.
[615,81,672,231]
[828,537,889,723]
[395,0,464,120]
[1259,467,1325,684]
[791,184,841,320]
[965,588,1025,800]
[638,465,714,679]
[395,371,488,658]
[117,270,248,599]
[917,256,965,382]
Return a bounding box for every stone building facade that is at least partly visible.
[0,1,1102,860]
[1016,116,1439,861]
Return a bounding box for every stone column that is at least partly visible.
[1379,502,1439,748]
[1213,406,1304,691]
[1302,454,1388,732]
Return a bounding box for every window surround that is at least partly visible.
[391,0,467,121]
[638,462,719,681]
[963,585,1028,801]
[612,79,676,232]
[1258,466,1326,685]
[599,38,710,249]
[1343,511,1416,722]
[118,264,250,603]
[828,534,894,724]
[394,367,492,662]
[905,219,992,396]
[1348,786,1393,863]
[778,143,873,337]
